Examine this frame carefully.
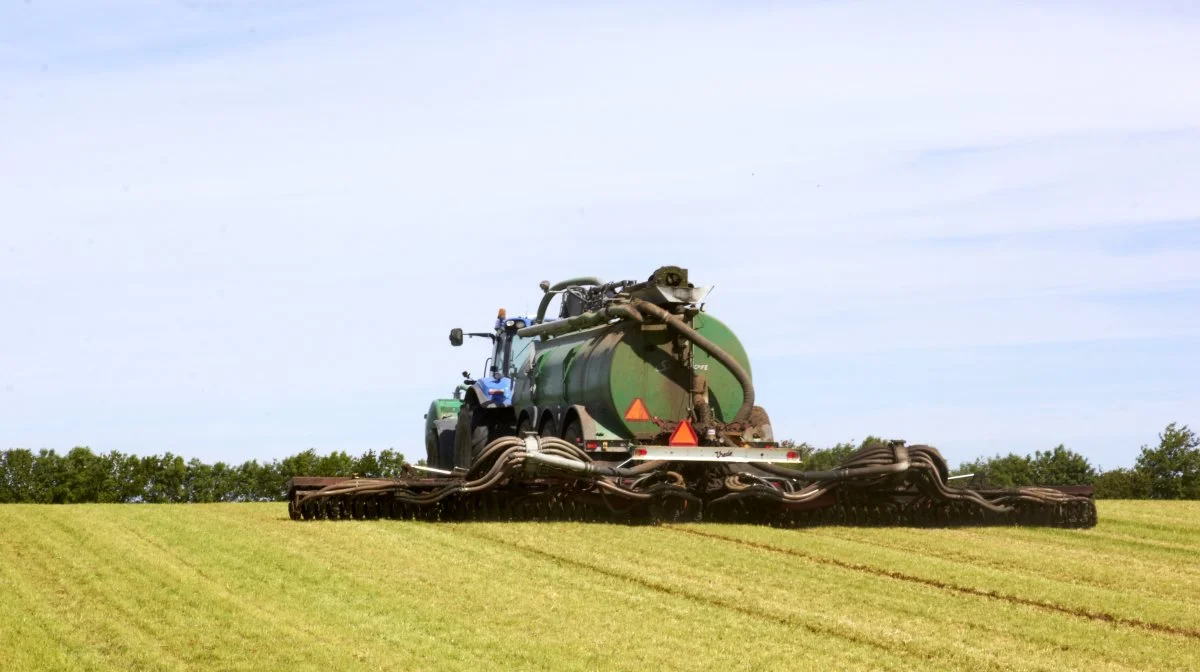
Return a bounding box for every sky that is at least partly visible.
[2,0,1198,470]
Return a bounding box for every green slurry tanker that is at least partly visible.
[287,266,1097,528]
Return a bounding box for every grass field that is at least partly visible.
[1,502,1198,671]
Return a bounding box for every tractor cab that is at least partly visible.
[448,309,533,409]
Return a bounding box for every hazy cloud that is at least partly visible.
[2,1,1198,467]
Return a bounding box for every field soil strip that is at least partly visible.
[453,526,912,660]
[462,520,1198,671]
[665,525,1199,639]
[659,502,1200,634]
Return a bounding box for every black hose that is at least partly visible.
[750,445,910,482]
[517,304,643,339]
[534,277,605,324]
[629,299,755,424]
[524,451,668,477]
[466,437,525,479]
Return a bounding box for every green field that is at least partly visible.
[1,502,1198,671]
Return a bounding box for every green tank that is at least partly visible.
[515,312,757,444]
[496,266,773,452]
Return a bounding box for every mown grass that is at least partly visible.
[1,501,1197,671]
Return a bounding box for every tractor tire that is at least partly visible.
[431,418,457,470]
[426,427,439,468]
[453,405,489,470]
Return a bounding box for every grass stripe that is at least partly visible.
[2,502,1197,671]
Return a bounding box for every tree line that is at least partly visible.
[1,422,1195,504]
[0,447,407,504]
[782,422,1199,499]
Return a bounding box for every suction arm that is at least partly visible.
[534,277,605,324]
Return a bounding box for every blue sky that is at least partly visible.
[2,1,1198,470]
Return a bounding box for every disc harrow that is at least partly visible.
[288,437,1097,528]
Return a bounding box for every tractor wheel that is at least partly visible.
[426,427,440,468]
[436,425,456,470]
[453,404,488,470]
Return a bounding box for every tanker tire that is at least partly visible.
[561,417,582,447]
[517,416,534,436]
[539,415,558,438]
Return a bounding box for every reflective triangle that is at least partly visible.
[624,398,651,422]
[669,420,699,447]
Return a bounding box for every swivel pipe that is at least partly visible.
[629,298,755,424]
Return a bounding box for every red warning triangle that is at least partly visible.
[669,420,699,447]
[624,398,651,422]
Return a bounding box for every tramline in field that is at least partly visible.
[286,265,1097,528]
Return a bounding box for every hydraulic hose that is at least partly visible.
[534,277,605,324]
[466,437,526,479]
[517,304,642,339]
[750,459,911,483]
[750,445,910,482]
[524,451,668,477]
[629,298,755,424]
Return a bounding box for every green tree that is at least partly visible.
[377,449,407,478]
[228,460,271,501]
[1135,423,1200,499]
[95,450,130,503]
[277,449,321,484]
[30,449,65,503]
[142,453,188,503]
[185,459,217,503]
[957,453,1035,487]
[353,449,382,477]
[798,442,855,471]
[1029,445,1096,485]
[316,451,356,477]
[61,447,106,503]
[1093,468,1152,499]
[0,449,37,503]
[250,460,283,501]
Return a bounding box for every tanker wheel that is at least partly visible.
[561,417,582,447]
[517,415,534,436]
[539,415,558,438]
[518,414,557,443]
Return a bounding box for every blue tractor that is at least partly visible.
[424,309,534,472]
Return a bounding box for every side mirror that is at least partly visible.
[449,328,463,346]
